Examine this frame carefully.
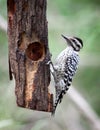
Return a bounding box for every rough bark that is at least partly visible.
[7,0,53,112]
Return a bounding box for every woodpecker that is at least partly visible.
[49,35,83,115]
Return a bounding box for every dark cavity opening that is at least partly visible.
[26,42,45,61]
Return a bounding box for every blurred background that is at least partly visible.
[0,0,100,130]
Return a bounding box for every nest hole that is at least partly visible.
[26,42,45,61]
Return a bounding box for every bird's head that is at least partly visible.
[61,34,83,51]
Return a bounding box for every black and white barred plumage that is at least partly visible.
[49,35,83,115]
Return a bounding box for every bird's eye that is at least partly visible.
[77,44,80,48]
[71,39,76,42]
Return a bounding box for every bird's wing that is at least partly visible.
[63,54,79,90]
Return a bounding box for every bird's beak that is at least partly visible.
[61,34,71,44]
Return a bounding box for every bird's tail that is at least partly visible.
[51,90,65,115]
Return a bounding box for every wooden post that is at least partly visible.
[7,0,53,112]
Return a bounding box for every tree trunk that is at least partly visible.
[7,0,53,112]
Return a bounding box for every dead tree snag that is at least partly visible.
[7,0,53,112]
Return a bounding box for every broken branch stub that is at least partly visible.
[7,0,53,112]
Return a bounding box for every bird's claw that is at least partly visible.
[46,60,52,65]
